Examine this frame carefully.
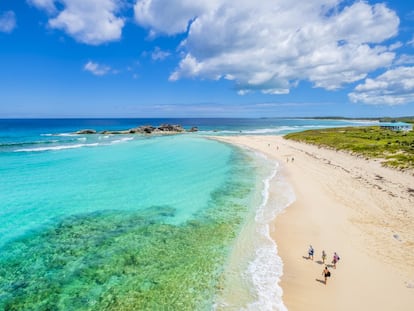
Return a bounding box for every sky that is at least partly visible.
[1,0,414,118]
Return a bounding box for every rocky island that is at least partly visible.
[75,124,198,135]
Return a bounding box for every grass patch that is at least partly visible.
[285,126,414,169]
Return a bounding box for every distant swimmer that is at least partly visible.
[322,250,327,263]
[308,245,314,260]
[322,266,331,285]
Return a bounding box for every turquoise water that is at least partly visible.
[0,118,374,310]
[0,136,232,245]
[0,133,264,310]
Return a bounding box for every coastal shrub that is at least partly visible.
[285,126,414,169]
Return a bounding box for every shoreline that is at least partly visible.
[212,135,414,310]
[213,147,292,310]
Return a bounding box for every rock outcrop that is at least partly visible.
[75,124,190,135]
[75,129,97,134]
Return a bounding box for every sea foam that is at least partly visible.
[14,137,134,152]
[14,143,100,152]
[200,126,322,135]
[110,137,134,144]
[245,157,295,311]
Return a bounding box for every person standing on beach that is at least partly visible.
[322,266,331,285]
[322,250,326,263]
[308,245,314,260]
[332,252,340,268]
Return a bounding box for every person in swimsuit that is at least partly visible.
[332,252,340,268]
[322,250,326,263]
[322,266,331,284]
[308,245,314,260]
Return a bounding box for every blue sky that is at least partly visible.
[1,0,414,118]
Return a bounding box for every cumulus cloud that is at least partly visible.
[349,66,414,105]
[134,0,219,36]
[0,11,16,33]
[151,47,170,61]
[27,0,57,13]
[84,61,112,76]
[135,0,399,94]
[31,0,125,45]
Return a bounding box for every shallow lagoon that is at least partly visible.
[0,135,260,310]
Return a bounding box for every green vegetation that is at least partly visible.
[300,116,414,124]
[285,126,414,170]
[378,117,414,124]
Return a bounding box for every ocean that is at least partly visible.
[0,118,374,310]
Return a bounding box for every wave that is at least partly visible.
[41,133,77,137]
[200,125,333,135]
[245,158,295,311]
[110,137,134,144]
[0,140,60,148]
[199,121,373,136]
[14,143,100,152]
[14,137,134,152]
[243,126,304,134]
[350,120,379,124]
[200,127,297,135]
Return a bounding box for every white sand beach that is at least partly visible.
[214,135,414,311]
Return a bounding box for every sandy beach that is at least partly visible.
[214,135,414,311]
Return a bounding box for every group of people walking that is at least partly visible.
[308,245,340,285]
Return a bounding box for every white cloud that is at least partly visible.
[31,0,125,45]
[408,35,414,47]
[134,0,219,36]
[151,47,170,61]
[389,42,402,51]
[27,0,57,13]
[395,54,414,65]
[0,11,16,33]
[349,66,414,105]
[136,0,399,94]
[84,61,112,76]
